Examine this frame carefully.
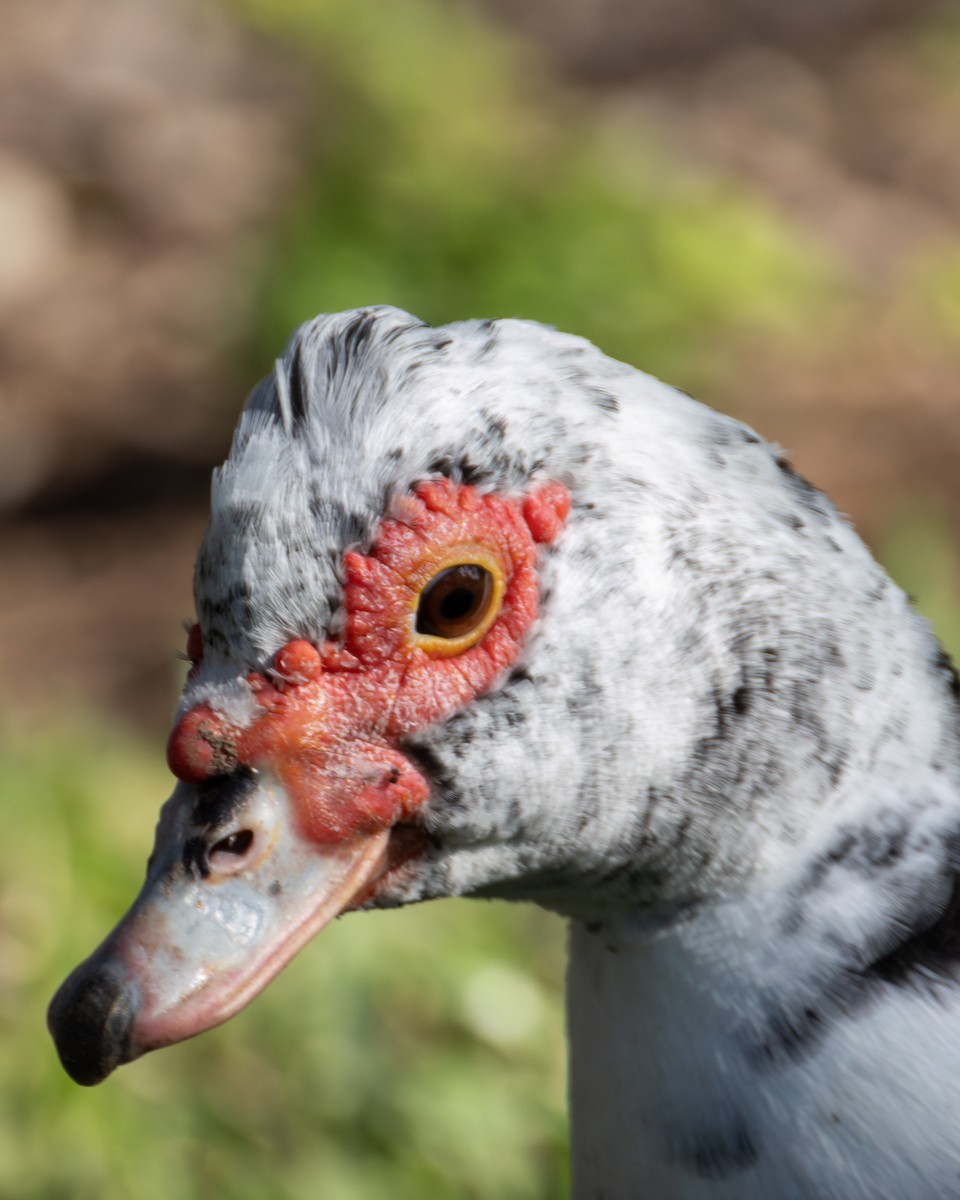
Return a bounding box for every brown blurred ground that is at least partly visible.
[2,0,960,730]
[0,0,302,725]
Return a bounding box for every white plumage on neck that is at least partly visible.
[569,767,960,1198]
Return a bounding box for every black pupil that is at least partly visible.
[416,564,493,639]
[440,587,475,621]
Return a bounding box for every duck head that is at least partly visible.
[49,306,925,1085]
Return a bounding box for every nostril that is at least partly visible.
[209,828,254,870]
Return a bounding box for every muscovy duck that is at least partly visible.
[49,307,960,1199]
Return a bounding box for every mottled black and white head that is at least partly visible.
[48,305,957,1087]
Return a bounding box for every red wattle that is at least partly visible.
[522,482,571,544]
[272,640,322,685]
[167,704,240,784]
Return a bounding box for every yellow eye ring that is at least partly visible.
[410,547,505,657]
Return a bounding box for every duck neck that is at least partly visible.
[567,908,759,1200]
[566,751,960,1200]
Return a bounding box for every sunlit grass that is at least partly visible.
[877,505,960,664]
[910,245,960,344]
[227,0,831,393]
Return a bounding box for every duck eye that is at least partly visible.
[212,829,253,857]
[209,829,255,872]
[416,564,496,641]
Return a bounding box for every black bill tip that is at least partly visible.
[47,960,138,1086]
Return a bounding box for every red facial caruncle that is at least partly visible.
[167,478,571,851]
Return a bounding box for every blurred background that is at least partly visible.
[3,0,960,1196]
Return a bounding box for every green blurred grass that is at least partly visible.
[1,726,568,1200]
[229,0,830,391]
[878,506,960,663]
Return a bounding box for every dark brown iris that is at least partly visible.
[416,564,495,639]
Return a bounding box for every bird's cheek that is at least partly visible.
[170,654,433,846]
[260,743,431,847]
[224,690,426,845]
